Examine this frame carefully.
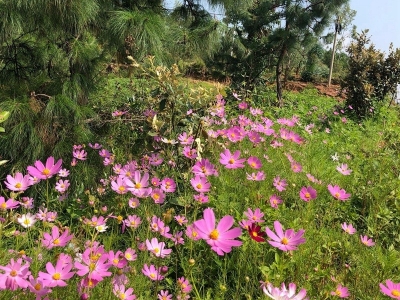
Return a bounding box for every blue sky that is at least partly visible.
[351,0,400,53]
[164,0,400,53]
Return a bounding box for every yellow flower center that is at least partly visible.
[34,283,41,290]
[117,216,123,222]
[118,186,125,192]
[196,184,202,189]
[15,183,22,188]
[53,238,60,245]
[119,293,126,300]
[24,219,31,225]
[305,192,310,199]
[252,231,258,237]
[42,168,50,175]
[251,162,256,167]
[89,263,96,271]
[192,231,198,238]
[52,273,61,280]
[335,290,342,296]
[209,229,219,240]
[392,290,400,297]
[125,253,132,260]
[154,248,160,254]
[135,183,141,189]
[150,273,156,279]
[228,159,235,164]
[153,193,160,200]
[1,203,6,209]
[10,270,17,277]
[130,221,136,226]
[334,192,340,198]
[281,237,289,245]
[113,258,119,264]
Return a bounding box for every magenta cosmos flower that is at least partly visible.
[219,149,246,169]
[273,176,287,192]
[38,256,74,287]
[27,156,62,180]
[190,176,211,193]
[380,279,400,299]
[328,184,351,201]
[4,172,32,192]
[247,156,262,169]
[0,258,31,290]
[299,186,317,202]
[330,284,350,298]
[41,226,73,249]
[360,235,375,247]
[265,221,305,251]
[193,208,242,256]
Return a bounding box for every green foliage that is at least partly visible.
[342,30,400,117]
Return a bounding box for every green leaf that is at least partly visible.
[0,111,10,123]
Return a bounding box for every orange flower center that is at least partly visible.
[118,186,125,192]
[34,283,41,290]
[305,192,310,199]
[42,168,50,175]
[252,231,258,237]
[52,273,61,280]
[228,159,235,164]
[335,290,342,296]
[334,192,340,198]
[10,270,17,277]
[281,237,289,245]
[209,229,219,240]
[196,184,202,189]
[392,290,400,297]
[53,238,60,245]
[15,183,22,188]
[135,183,141,189]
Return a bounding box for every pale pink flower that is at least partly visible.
[178,132,194,145]
[190,176,211,193]
[244,208,264,224]
[263,282,307,300]
[360,235,375,247]
[273,176,287,192]
[74,248,111,282]
[192,158,218,177]
[328,184,351,201]
[269,195,283,209]
[125,171,152,198]
[124,248,137,262]
[331,284,350,298]
[4,172,32,192]
[160,177,176,193]
[73,149,87,161]
[124,215,141,229]
[113,284,136,300]
[142,264,164,281]
[336,164,352,175]
[150,188,166,204]
[146,238,172,258]
[341,223,356,235]
[55,179,70,194]
[246,171,265,181]
[291,161,302,173]
[0,197,20,210]
[111,176,129,194]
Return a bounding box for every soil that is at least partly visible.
[283,81,345,101]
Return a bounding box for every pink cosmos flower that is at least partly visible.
[185,224,201,241]
[74,248,111,282]
[360,235,375,247]
[380,279,400,299]
[0,197,20,210]
[328,185,351,201]
[193,208,242,256]
[244,208,264,223]
[146,238,172,258]
[263,282,307,300]
[177,132,194,145]
[291,161,302,173]
[177,276,192,293]
[247,156,262,169]
[158,290,173,300]
[192,158,218,177]
[28,276,52,298]
[246,171,265,181]
[160,177,176,193]
[41,226,73,249]
[0,258,31,290]
[238,101,248,110]
[150,188,166,204]
[190,176,211,193]
[27,156,62,180]
[330,284,350,298]
[113,284,136,300]
[142,264,164,281]
[273,176,287,192]
[193,193,209,204]
[219,149,246,169]
[128,198,140,209]
[125,171,152,198]
[55,179,70,194]
[269,195,283,209]
[341,223,356,235]
[265,221,306,251]
[124,215,141,229]
[182,146,197,159]
[73,149,87,161]
[4,172,32,191]
[337,164,352,175]
[299,186,317,202]
[38,257,74,287]
[58,168,70,177]
[124,248,137,262]
[111,176,129,194]
[175,215,188,226]
[108,251,128,269]
[89,143,102,149]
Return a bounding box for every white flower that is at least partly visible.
[331,153,339,161]
[95,224,108,232]
[17,213,36,228]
